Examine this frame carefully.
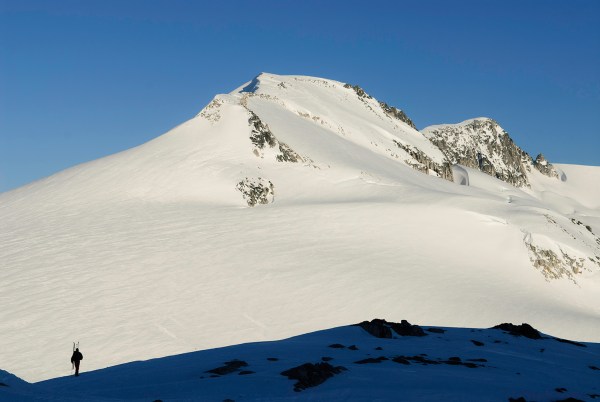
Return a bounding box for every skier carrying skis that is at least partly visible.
[71,348,83,376]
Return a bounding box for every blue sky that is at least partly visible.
[1,0,599,192]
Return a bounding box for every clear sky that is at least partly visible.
[1,0,599,192]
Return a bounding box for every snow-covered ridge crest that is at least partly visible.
[224,72,454,186]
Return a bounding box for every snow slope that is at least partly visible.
[2,321,600,401]
[0,73,599,382]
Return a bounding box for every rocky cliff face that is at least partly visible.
[422,118,559,188]
[533,153,560,179]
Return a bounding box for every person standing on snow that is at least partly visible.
[71,348,83,376]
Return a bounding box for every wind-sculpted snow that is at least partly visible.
[3,321,600,401]
[0,73,599,383]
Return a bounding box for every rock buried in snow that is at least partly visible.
[206,360,248,376]
[356,318,426,338]
[354,356,389,364]
[281,362,347,392]
[492,323,541,339]
[553,337,587,348]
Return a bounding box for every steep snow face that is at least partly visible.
[422,118,558,188]
[235,73,453,183]
[0,73,599,383]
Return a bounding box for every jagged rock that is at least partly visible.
[525,242,587,281]
[276,142,303,163]
[492,323,541,339]
[356,318,393,338]
[571,218,594,235]
[247,110,304,163]
[236,177,275,207]
[393,140,453,181]
[356,318,426,338]
[344,83,372,100]
[423,118,538,188]
[379,101,416,129]
[389,320,427,337]
[533,153,559,178]
[281,362,346,392]
[248,111,276,150]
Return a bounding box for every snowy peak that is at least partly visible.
[422,118,559,187]
[1,73,599,385]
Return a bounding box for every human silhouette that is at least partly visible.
[71,348,83,376]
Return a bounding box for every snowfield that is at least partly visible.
[0,73,599,384]
[2,320,600,401]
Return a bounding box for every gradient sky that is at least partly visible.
[1,0,599,192]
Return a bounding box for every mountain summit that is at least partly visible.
[1,73,599,382]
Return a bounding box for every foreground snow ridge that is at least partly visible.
[1,73,599,384]
[2,319,599,401]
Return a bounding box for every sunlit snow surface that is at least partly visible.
[0,73,599,382]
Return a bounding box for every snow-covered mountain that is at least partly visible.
[2,320,599,401]
[1,73,599,383]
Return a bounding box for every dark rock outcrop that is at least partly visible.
[393,140,454,181]
[343,83,372,100]
[236,177,275,207]
[379,101,417,129]
[492,323,541,339]
[206,360,248,376]
[281,362,346,392]
[533,153,559,178]
[356,319,393,338]
[248,111,276,150]
[356,318,426,338]
[354,357,388,364]
[247,110,304,162]
[389,320,427,337]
